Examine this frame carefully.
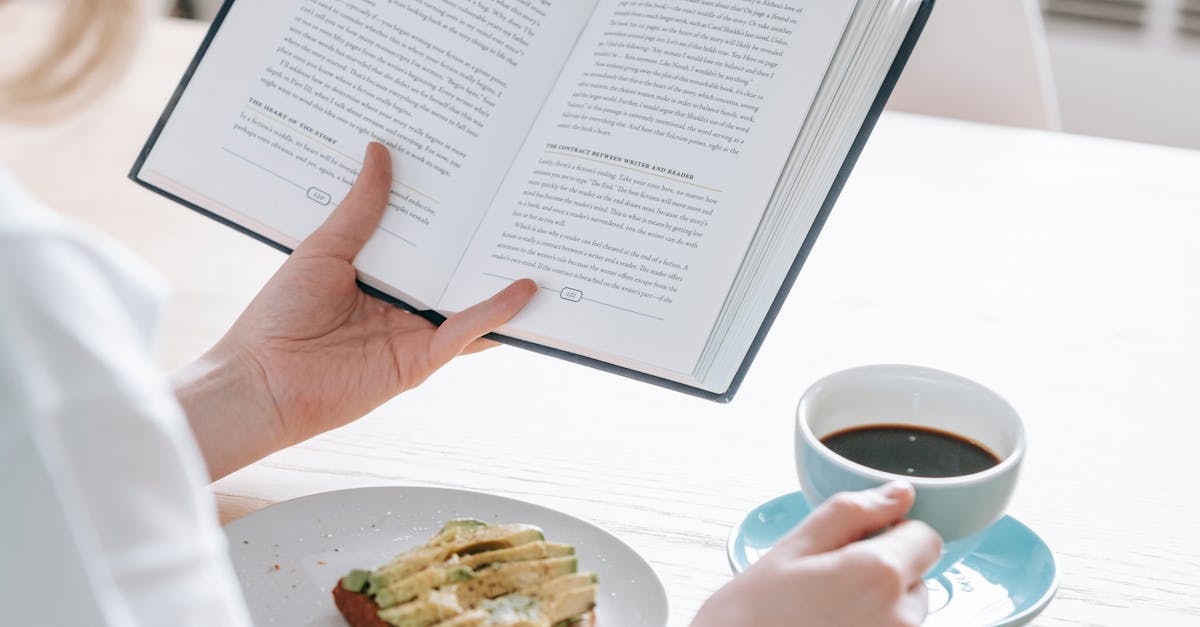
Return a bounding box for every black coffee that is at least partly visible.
[820,424,1000,478]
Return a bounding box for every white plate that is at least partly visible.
[224,486,669,626]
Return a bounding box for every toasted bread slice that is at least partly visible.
[333,579,391,627]
[333,520,596,627]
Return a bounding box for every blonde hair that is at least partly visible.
[0,0,143,120]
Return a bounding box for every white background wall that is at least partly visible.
[1044,0,1200,149]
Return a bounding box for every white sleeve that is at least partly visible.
[0,197,254,626]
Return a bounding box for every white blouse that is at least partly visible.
[0,168,253,626]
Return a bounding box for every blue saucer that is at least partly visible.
[728,491,1058,627]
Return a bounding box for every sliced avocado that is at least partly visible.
[457,528,544,556]
[372,525,545,589]
[377,588,463,627]
[458,542,574,569]
[430,524,542,551]
[455,557,577,607]
[546,585,597,624]
[352,521,591,627]
[448,568,475,583]
[376,565,475,609]
[341,569,373,593]
[438,520,490,535]
[519,573,597,599]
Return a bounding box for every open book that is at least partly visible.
[133,0,932,401]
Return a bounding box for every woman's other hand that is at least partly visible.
[692,482,943,627]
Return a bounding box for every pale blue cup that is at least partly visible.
[795,365,1025,569]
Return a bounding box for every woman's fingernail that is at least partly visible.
[881,481,913,501]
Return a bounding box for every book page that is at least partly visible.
[440,0,856,376]
[138,0,598,307]
[699,0,922,389]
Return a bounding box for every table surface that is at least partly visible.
[3,12,1199,627]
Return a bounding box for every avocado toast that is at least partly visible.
[333,519,598,627]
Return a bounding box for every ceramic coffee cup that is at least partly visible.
[795,365,1025,545]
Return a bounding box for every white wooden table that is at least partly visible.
[3,13,1198,627]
